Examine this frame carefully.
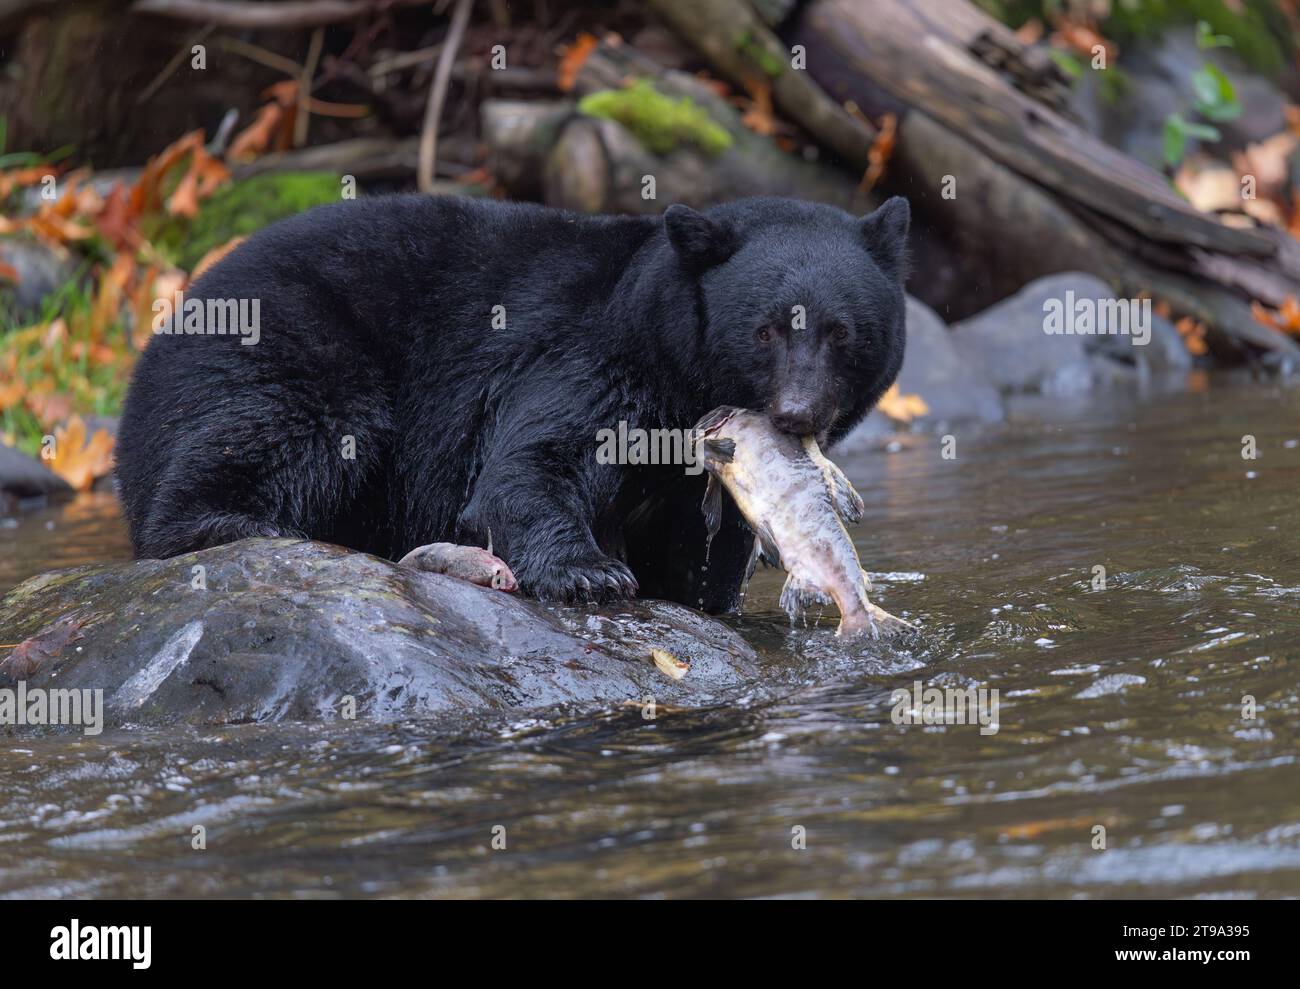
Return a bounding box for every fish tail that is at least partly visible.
[836,609,879,640]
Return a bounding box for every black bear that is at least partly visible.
[115,194,909,610]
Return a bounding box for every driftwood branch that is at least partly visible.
[648,0,1300,357]
[130,0,425,30]
[644,0,875,171]
[482,42,863,214]
[417,0,474,194]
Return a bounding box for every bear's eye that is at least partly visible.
[829,322,850,342]
[755,325,774,344]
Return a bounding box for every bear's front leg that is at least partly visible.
[457,443,636,605]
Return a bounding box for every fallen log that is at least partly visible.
[649,0,1300,360]
[130,0,426,30]
[482,41,862,214]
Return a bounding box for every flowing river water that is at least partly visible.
[2,376,1298,898]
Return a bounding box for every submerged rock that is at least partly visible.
[0,444,73,505]
[0,539,762,728]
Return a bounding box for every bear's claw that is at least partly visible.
[527,557,639,604]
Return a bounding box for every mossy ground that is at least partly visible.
[578,80,732,156]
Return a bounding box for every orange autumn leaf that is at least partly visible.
[557,32,599,92]
[167,145,230,219]
[0,164,59,199]
[1051,18,1115,61]
[1175,315,1209,356]
[0,379,25,412]
[1251,296,1300,336]
[1286,104,1300,139]
[859,111,897,194]
[89,253,136,341]
[48,416,115,492]
[92,181,140,252]
[1001,814,1113,840]
[740,76,778,138]
[131,130,203,215]
[1015,17,1045,45]
[0,261,17,284]
[227,81,299,164]
[877,383,929,423]
[24,388,73,428]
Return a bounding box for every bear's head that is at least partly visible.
[665,196,910,442]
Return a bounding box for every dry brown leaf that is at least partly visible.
[48,415,115,492]
[24,388,73,428]
[226,81,299,164]
[0,380,25,412]
[0,615,89,680]
[877,383,929,423]
[859,111,897,194]
[1050,18,1115,61]
[557,31,599,92]
[740,76,778,137]
[0,164,59,199]
[1015,17,1044,45]
[167,143,231,218]
[1174,158,1240,213]
[89,253,136,342]
[1175,315,1209,356]
[651,648,689,681]
[1251,296,1300,336]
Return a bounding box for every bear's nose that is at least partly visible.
[770,402,816,436]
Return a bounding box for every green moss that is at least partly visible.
[735,28,786,79]
[148,171,342,271]
[578,81,733,157]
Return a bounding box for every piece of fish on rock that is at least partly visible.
[694,406,915,639]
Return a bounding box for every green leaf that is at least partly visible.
[1184,121,1222,144]
[1195,20,1234,51]
[1163,114,1188,168]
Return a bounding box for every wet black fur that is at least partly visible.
[115,195,909,609]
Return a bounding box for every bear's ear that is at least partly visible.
[664,205,739,272]
[859,196,911,280]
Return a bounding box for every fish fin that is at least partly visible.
[803,436,865,523]
[701,475,723,540]
[865,600,917,636]
[698,437,736,467]
[744,536,762,582]
[695,405,743,435]
[755,522,782,571]
[860,567,873,592]
[829,469,866,524]
[779,573,833,616]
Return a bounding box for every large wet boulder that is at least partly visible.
[896,295,1004,425]
[951,272,1192,395]
[0,539,764,728]
[840,295,1003,453]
